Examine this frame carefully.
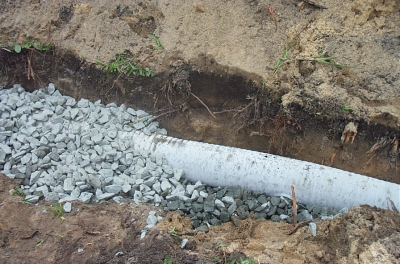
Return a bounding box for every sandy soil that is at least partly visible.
[1,0,400,263]
[0,0,399,127]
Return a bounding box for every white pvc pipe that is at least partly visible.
[129,131,400,211]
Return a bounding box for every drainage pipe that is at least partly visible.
[129,131,400,211]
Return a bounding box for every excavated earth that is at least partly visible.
[0,0,399,263]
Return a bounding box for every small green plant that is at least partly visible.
[216,242,226,249]
[36,240,45,247]
[48,203,64,217]
[230,258,254,264]
[148,34,163,50]
[299,55,353,69]
[164,257,173,264]
[19,199,32,205]
[10,187,24,196]
[3,39,52,53]
[342,105,352,112]
[52,233,64,238]
[273,47,354,73]
[96,51,154,77]
[168,227,180,237]
[273,48,289,73]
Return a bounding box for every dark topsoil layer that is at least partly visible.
[1,48,399,184]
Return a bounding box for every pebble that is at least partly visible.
[63,202,72,213]
[309,222,317,236]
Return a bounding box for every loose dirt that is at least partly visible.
[0,0,400,263]
[1,174,399,263]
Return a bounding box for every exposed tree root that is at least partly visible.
[190,92,216,119]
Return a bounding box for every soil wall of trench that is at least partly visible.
[1,0,400,183]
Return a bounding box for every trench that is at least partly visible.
[0,48,399,186]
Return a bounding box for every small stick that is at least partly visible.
[329,152,337,166]
[286,219,313,235]
[362,154,376,169]
[27,54,35,81]
[84,230,101,236]
[21,230,39,239]
[291,185,297,226]
[190,92,216,118]
[268,5,279,32]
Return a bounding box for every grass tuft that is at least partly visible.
[96,51,153,77]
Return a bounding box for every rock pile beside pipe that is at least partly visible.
[0,84,346,232]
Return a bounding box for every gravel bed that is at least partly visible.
[0,84,347,233]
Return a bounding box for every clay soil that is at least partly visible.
[0,0,400,263]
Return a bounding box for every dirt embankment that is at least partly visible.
[1,0,399,127]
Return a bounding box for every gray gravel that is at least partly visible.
[0,84,347,233]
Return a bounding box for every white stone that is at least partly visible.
[308,222,317,236]
[215,199,225,208]
[186,184,195,195]
[133,190,142,203]
[104,185,122,194]
[97,193,115,201]
[160,180,172,192]
[222,196,235,204]
[79,192,93,204]
[29,171,42,185]
[63,202,72,213]
[199,191,208,198]
[121,184,131,193]
[191,190,200,200]
[63,178,75,193]
[162,165,173,174]
[173,168,184,181]
[152,182,161,194]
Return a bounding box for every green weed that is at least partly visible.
[168,227,180,237]
[96,51,153,77]
[273,49,290,73]
[148,34,163,50]
[216,242,226,249]
[273,47,354,73]
[342,105,352,112]
[19,199,32,205]
[52,233,64,238]
[2,39,52,53]
[36,240,45,247]
[48,203,64,217]
[164,257,173,264]
[10,187,24,196]
[230,258,254,264]
[298,55,353,69]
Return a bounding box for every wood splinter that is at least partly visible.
[291,185,297,226]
